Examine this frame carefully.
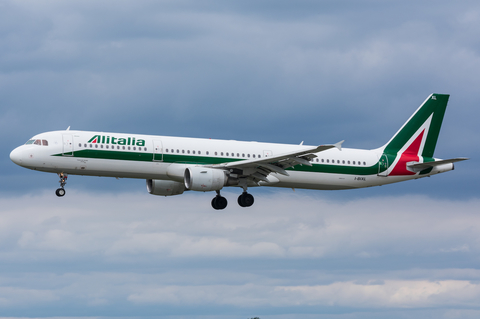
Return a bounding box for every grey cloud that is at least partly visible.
[0,191,480,316]
[0,1,479,316]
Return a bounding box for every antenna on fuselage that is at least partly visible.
[66,126,70,131]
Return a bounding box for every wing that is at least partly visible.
[209,140,344,183]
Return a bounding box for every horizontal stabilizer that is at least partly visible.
[407,157,469,171]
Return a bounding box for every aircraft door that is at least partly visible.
[62,134,74,156]
[378,154,389,176]
[153,140,163,161]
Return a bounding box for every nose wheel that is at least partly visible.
[56,173,67,197]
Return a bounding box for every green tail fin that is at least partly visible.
[382,93,449,158]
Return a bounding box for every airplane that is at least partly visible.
[10,93,467,210]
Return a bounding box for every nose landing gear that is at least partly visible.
[55,173,67,197]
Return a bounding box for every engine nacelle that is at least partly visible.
[184,167,233,192]
[146,179,185,196]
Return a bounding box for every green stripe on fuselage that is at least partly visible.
[53,150,379,175]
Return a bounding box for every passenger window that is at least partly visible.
[106,145,109,149]
[122,146,125,150]
[322,159,324,163]
[198,151,201,155]
[253,154,255,158]
[128,146,130,150]
[226,152,229,156]
[221,152,224,156]
[193,150,195,154]
[363,161,366,165]
[78,143,82,147]
[215,152,218,156]
[101,145,104,149]
[206,151,209,155]
[342,160,345,164]
[242,153,245,157]
[84,144,87,147]
[182,150,185,154]
[144,147,147,151]
[326,159,329,163]
[248,154,250,158]
[237,153,240,157]
[177,149,179,153]
[187,150,190,154]
[95,144,98,148]
[353,161,355,165]
[348,161,350,164]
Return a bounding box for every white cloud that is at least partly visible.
[0,191,478,314]
[1,191,479,260]
[126,279,480,308]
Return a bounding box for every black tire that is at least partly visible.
[212,196,227,210]
[238,195,245,207]
[243,193,254,207]
[55,188,66,197]
[238,193,254,207]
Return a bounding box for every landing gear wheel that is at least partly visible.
[56,173,68,197]
[212,195,228,210]
[55,188,66,197]
[238,192,254,207]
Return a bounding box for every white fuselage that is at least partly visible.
[10,130,453,192]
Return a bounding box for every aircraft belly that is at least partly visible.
[42,157,170,180]
[263,171,420,190]
[271,171,357,190]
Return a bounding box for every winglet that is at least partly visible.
[334,140,344,151]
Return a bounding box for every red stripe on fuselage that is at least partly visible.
[389,130,425,176]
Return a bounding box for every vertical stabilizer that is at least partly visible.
[381,93,449,158]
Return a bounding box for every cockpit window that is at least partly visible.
[25,139,49,146]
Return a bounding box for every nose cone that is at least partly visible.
[10,147,24,165]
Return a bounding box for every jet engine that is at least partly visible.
[146,179,185,196]
[184,166,237,192]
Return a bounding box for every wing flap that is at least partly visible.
[208,141,344,184]
[217,141,344,170]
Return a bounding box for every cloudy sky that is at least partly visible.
[1,0,479,318]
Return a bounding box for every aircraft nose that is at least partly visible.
[10,147,24,165]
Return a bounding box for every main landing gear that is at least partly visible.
[238,192,254,207]
[210,190,255,210]
[55,173,67,197]
[211,190,228,210]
